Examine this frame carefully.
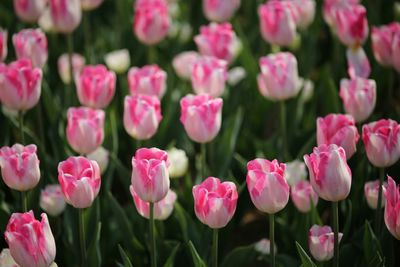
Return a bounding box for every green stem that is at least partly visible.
[136,140,142,150]
[148,46,157,64]
[83,12,93,63]
[375,168,385,233]
[201,143,206,179]
[332,202,339,267]
[79,209,87,267]
[66,33,74,109]
[279,101,288,161]
[150,202,156,267]
[21,191,28,212]
[212,229,219,267]
[271,44,281,53]
[18,111,25,144]
[269,213,275,267]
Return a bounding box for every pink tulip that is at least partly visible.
[371,23,400,67]
[290,0,316,29]
[339,77,376,122]
[128,65,167,99]
[14,0,46,23]
[49,0,82,33]
[246,159,289,214]
[392,29,400,73]
[323,0,359,27]
[40,184,66,216]
[346,47,371,79]
[180,94,223,143]
[0,144,40,192]
[13,28,48,68]
[58,156,101,208]
[202,0,241,22]
[191,56,228,98]
[0,28,7,62]
[123,95,162,140]
[172,51,200,80]
[133,0,170,45]
[0,59,42,111]
[316,113,360,159]
[193,177,238,229]
[258,0,297,46]
[66,107,105,155]
[131,188,177,220]
[75,64,116,109]
[332,4,368,48]
[304,144,352,201]
[81,0,104,11]
[5,211,56,267]
[364,180,386,209]
[362,119,400,167]
[309,225,343,262]
[57,53,85,84]
[257,52,301,101]
[384,176,400,240]
[291,180,318,213]
[194,22,240,63]
[131,148,170,203]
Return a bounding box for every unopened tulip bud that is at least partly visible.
[40,184,66,216]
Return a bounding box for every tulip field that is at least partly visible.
[1,0,400,266]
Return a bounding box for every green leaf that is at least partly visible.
[295,242,317,267]
[118,245,134,267]
[220,244,257,267]
[363,221,384,267]
[188,241,207,267]
[87,222,102,267]
[163,243,180,267]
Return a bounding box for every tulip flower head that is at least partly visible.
[13,28,48,69]
[309,224,343,261]
[131,188,177,220]
[384,176,400,240]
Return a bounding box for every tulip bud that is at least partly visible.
[339,77,376,122]
[81,0,104,11]
[123,95,162,140]
[364,180,386,209]
[128,65,167,99]
[246,159,289,214]
[193,177,238,229]
[87,146,109,174]
[384,176,400,240]
[291,180,319,213]
[0,59,42,112]
[66,107,105,155]
[309,225,343,262]
[172,51,200,80]
[300,79,314,102]
[180,94,223,143]
[40,184,66,216]
[49,0,82,33]
[133,0,170,45]
[323,0,360,28]
[75,64,116,109]
[254,238,277,255]
[227,66,246,86]
[0,144,40,192]
[362,119,400,167]
[202,0,241,22]
[104,49,131,74]
[167,148,189,178]
[191,56,228,98]
[316,113,360,159]
[257,52,301,101]
[38,8,57,33]
[346,47,371,79]
[14,0,46,23]
[290,0,316,29]
[304,144,352,201]
[58,156,101,208]
[392,30,400,73]
[285,160,307,186]
[0,248,18,267]
[0,29,7,62]
[5,211,56,267]
[371,23,400,68]
[131,188,177,220]
[131,148,170,203]
[57,53,85,84]
[13,28,48,69]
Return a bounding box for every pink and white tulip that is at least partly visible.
[0,144,40,192]
[246,159,289,214]
[75,64,116,109]
[364,180,386,209]
[371,23,400,68]
[291,180,318,213]
[57,53,85,84]
[191,56,228,97]
[193,177,238,229]
[258,0,297,46]
[0,59,42,111]
[81,0,104,11]
[194,23,240,64]
[304,144,352,201]
[49,0,82,33]
[40,184,66,216]
[384,176,400,240]
[285,160,307,186]
[346,47,371,79]
[309,225,343,262]
[0,29,7,62]
[257,52,301,101]
[202,0,241,22]
[87,146,109,174]
[66,107,105,155]
[13,28,48,69]
[14,0,46,23]
[391,27,400,73]
[128,65,167,99]
[290,0,316,29]
[172,51,200,80]
[131,148,170,203]
[316,113,359,159]
[133,0,170,45]
[104,49,131,74]
[362,119,400,168]
[5,211,56,267]
[180,94,223,143]
[339,77,376,122]
[323,0,359,27]
[123,95,162,140]
[131,188,177,220]
[58,156,101,208]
